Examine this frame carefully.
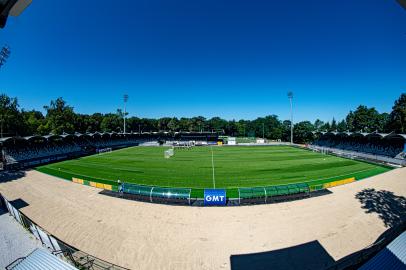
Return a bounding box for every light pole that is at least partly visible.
[288,91,294,144]
[123,94,128,134]
[0,45,11,69]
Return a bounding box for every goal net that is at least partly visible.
[164,148,174,158]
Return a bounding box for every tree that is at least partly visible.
[337,120,347,132]
[331,118,337,131]
[226,120,238,136]
[388,93,406,133]
[321,122,331,132]
[21,110,44,135]
[377,112,390,133]
[191,116,206,132]
[346,111,355,131]
[0,93,404,139]
[100,113,121,132]
[345,105,382,132]
[167,117,179,132]
[43,98,76,134]
[207,117,227,133]
[282,120,291,141]
[293,121,315,143]
[178,117,193,131]
[267,115,282,139]
[88,113,104,132]
[314,119,324,131]
[0,94,24,137]
[254,115,283,140]
[157,117,172,131]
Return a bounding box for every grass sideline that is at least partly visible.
[37,146,391,198]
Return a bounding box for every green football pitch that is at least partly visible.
[37,145,391,198]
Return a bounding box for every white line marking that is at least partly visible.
[310,167,379,182]
[43,167,115,182]
[235,167,381,185]
[211,146,216,189]
[67,161,143,173]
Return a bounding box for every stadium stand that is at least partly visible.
[312,132,406,159]
[358,230,406,270]
[0,132,219,170]
[5,248,78,270]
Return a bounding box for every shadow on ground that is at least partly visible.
[230,188,406,270]
[230,241,335,270]
[0,170,26,183]
[355,188,406,228]
[0,207,7,216]
[310,189,333,198]
[8,198,29,210]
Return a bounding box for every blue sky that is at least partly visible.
[0,0,405,122]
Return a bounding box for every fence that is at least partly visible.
[0,192,129,270]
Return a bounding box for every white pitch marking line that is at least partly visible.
[211,146,216,189]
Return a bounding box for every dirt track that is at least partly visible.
[0,168,405,270]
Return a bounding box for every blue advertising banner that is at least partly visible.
[404,143,406,153]
[204,189,226,206]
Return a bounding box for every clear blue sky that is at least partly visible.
[0,0,405,122]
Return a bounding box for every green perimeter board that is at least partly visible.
[37,146,391,198]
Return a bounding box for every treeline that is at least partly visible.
[0,93,405,143]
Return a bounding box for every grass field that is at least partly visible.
[37,145,391,198]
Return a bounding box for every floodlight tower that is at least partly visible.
[0,45,11,69]
[123,94,129,134]
[288,91,294,144]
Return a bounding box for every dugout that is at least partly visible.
[120,182,192,205]
[238,183,310,205]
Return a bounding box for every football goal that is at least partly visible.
[164,148,174,158]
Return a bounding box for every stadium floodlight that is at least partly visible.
[287,91,294,144]
[0,45,10,68]
[0,0,32,28]
[123,94,129,134]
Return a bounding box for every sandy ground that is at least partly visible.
[0,168,405,270]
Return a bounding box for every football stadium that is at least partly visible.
[1,1,406,270]
[36,144,391,203]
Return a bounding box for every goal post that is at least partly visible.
[164,148,174,158]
